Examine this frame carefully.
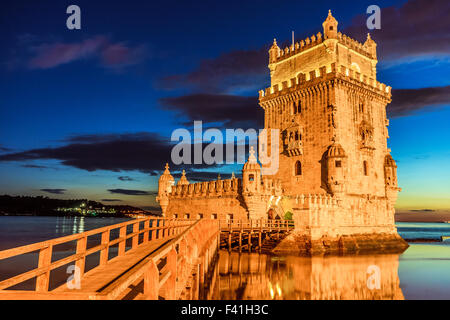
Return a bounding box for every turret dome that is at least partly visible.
[327,142,346,158]
[177,169,189,185]
[243,146,261,171]
[159,163,174,182]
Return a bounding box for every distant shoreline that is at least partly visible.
[0,212,155,218]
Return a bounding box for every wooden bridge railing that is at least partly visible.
[99,218,219,300]
[218,219,294,231]
[0,217,192,294]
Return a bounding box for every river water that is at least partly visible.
[0,216,449,299]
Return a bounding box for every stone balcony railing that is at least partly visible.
[286,140,303,156]
[360,140,376,151]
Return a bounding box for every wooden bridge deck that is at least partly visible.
[53,237,173,296]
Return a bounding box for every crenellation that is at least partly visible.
[260,63,391,104]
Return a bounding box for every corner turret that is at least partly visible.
[242,146,266,219]
[322,10,338,39]
[156,163,175,216]
[364,33,377,59]
[269,38,280,64]
[177,169,189,186]
[326,142,347,196]
[242,146,261,194]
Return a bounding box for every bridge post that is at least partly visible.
[36,245,53,292]
[99,230,109,266]
[144,260,159,300]
[238,232,242,252]
[259,218,263,250]
[165,247,177,300]
[76,236,87,277]
[163,219,167,239]
[132,222,139,249]
[118,226,126,256]
[258,231,262,249]
[191,263,199,300]
[143,219,149,243]
[198,258,205,298]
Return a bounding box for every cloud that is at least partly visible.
[107,189,156,196]
[101,43,147,69]
[24,35,147,70]
[101,199,123,202]
[160,93,263,128]
[118,176,135,181]
[0,132,173,173]
[343,0,450,61]
[21,164,50,169]
[28,36,106,69]
[0,145,12,153]
[159,47,268,93]
[40,188,66,195]
[389,85,450,117]
[0,132,235,174]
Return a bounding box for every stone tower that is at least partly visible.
[258,11,408,253]
[157,11,408,254]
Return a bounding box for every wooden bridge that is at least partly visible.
[0,217,219,300]
[0,217,293,300]
[219,219,294,252]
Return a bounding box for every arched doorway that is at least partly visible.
[267,208,275,220]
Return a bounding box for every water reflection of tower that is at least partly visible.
[215,251,404,300]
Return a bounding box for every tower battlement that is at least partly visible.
[272,30,375,65]
[259,62,391,101]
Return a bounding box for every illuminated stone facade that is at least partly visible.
[157,11,408,254]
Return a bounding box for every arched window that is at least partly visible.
[363,161,369,176]
[248,174,255,182]
[297,101,302,113]
[295,161,302,176]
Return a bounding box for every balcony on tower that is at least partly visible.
[283,123,304,156]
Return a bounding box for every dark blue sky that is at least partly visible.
[0,0,449,210]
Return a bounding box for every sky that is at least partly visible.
[0,0,449,211]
